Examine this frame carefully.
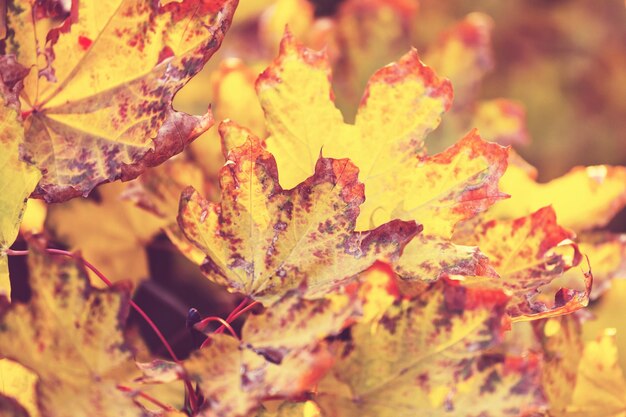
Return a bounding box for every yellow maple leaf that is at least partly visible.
[315,280,543,417]
[257,30,451,192]
[177,121,419,303]
[5,0,237,201]
[0,239,143,417]
[257,31,509,236]
[489,154,626,232]
[0,57,41,298]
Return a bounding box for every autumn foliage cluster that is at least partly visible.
[2,1,626,417]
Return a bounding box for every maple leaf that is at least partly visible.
[20,198,47,235]
[455,206,591,320]
[489,153,626,232]
[470,99,531,146]
[257,30,452,194]
[330,0,419,114]
[539,316,626,416]
[0,238,143,417]
[209,60,268,150]
[424,12,494,111]
[256,32,509,233]
[4,0,237,202]
[177,121,419,303]
[315,280,543,417]
[45,182,167,288]
[0,56,41,298]
[183,290,360,417]
[254,31,507,280]
[124,156,208,265]
[179,58,268,181]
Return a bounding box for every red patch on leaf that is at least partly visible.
[78,36,93,50]
[157,46,175,64]
[464,286,509,310]
[370,261,402,299]
[162,0,230,23]
[444,279,509,311]
[296,347,334,391]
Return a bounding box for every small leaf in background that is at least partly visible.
[330,0,419,115]
[187,59,268,180]
[424,12,494,112]
[45,182,166,288]
[539,316,626,416]
[471,99,531,146]
[491,156,626,232]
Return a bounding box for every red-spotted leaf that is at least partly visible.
[4,0,237,201]
[456,206,590,321]
[176,121,420,303]
[0,238,142,417]
[315,280,544,417]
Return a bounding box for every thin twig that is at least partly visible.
[195,316,239,340]
[117,385,175,412]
